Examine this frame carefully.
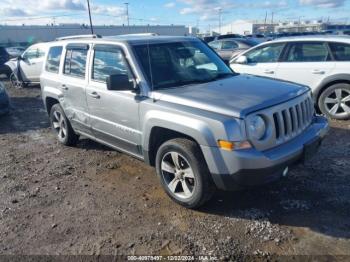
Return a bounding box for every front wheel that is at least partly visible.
[49,104,79,146]
[318,83,350,120]
[9,72,23,89]
[155,138,215,209]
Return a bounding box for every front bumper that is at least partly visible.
[201,116,329,191]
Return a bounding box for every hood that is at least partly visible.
[152,74,309,118]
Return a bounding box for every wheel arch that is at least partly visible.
[314,75,350,106]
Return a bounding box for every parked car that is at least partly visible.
[6,46,25,58]
[230,35,350,120]
[203,34,245,43]
[6,43,48,88]
[41,35,328,208]
[209,38,259,63]
[0,82,10,115]
[0,47,11,78]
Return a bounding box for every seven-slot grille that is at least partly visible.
[272,96,314,143]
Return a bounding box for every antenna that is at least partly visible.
[87,0,94,34]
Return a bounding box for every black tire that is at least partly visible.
[155,138,215,209]
[318,83,350,120]
[49,104,79,146]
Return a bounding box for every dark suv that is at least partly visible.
[0,47,10,78]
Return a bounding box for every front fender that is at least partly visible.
[142,110,217,151]
[5,60,17,73]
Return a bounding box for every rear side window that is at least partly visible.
[329,42,350,61]
[92,46,130,82]
[221,41,238,50]
[45,46,62,73]
[286,42,330,62]
[208,41,220,50]
[246,43,285,63]
[64,47,88,78]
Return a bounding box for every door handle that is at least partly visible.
[264,69,274,74]
[312,69,325,75]
[89,92,100,99]
[61,84,68,91]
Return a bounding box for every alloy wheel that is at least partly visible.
[161,152,195,199]
[324,88,350,118]
[52,110,67,141]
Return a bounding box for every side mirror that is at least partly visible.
[106,74,134,91]
[235,55,248,64]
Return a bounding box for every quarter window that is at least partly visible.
[64,48,88,78]
[286,42,330,62]
[329,42,350,61]
[45,46,62,73]
[245,43,285,63]
[92,47,130,82]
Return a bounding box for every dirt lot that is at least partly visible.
[0,79,349,260]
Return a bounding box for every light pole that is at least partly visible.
[124,2,130,27]
[87,0,94,34]
[218,8,222,35]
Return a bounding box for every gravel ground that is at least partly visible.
[0,79,349,260]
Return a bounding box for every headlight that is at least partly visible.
[248,115,266,140]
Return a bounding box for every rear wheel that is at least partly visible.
[50,104,79,146]
[318,83,350,120]
[155,138,215,209]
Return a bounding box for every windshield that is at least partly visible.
[132,40,234,90]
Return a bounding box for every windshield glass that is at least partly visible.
[132,40,234,90]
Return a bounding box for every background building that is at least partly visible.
[0,24,190,46]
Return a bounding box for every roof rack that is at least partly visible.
[55,34,102,41]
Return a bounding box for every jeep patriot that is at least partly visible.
[40,35,329,208]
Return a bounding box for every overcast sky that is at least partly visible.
[0,0,349,30]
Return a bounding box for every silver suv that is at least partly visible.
[40,35,329,208]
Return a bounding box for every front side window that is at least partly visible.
[22,47,38,60]
[245,43,285,63]
[329,42,350,61]
[45,46,62,73]
[133,40,233,90]
[92,46,131,82]
[221,41,238,50]
[64,47,88,78]
[286,42,330,62]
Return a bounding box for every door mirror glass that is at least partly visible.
[107,74,134,91]
[235,55,248,64]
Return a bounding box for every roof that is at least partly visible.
[270,35,350,44]
[52,35,198,46]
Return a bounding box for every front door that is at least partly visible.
[231,42,286,78]
[86,44,142,157]
[20,45,46,82]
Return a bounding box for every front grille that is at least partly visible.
[246,91,314,151]
[272,96,313,143]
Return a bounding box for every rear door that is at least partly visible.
[85,44,142,156]
[59,43,91,135]
[231,42,285,78]
[274,41,336,91]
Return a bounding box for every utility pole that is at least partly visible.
[264,11,267,34]
[87,0,94,34]
[218,8,222,35]
[124,3,130,27]
[271,12,274,33]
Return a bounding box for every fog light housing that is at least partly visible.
[218,140,252,151]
